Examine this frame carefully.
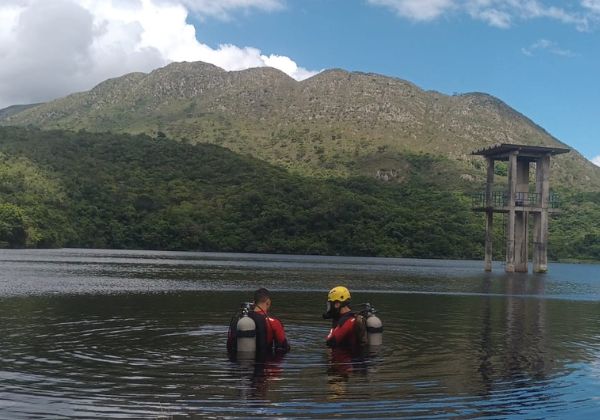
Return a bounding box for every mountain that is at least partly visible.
[0,125,599,260]
[2,61,599,190]
[0,103,41,119]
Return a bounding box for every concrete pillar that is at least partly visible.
[485,157,494,271]
[514,211,529,272]
[533,155,550,273]
[537,211,549,272]
[533,158,542,271]
[532,210,541,270]
[485,212,493,271]
[514,160,530,272]
[505,151,517,272]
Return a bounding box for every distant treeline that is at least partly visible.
[0,126,598,261]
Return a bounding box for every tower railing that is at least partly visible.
[471,191,560,209]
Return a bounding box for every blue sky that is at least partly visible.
[0,0,599,163]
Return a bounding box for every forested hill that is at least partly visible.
[1,126,600,260]
[0,126,482,257]
[2,61,600,190]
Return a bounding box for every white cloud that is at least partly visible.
[0,0,316,108]
[592,155,600,166]
[582,0,600,13]
[521,38,577,57]
[367,0,456,21]
[262,54,318,80]
[175,0,284,20]
[472,8,511,28]
[369,0,599,30]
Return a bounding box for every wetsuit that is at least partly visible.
[249,310,290,355]
[326,312,357,348]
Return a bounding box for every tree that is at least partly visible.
[0,203,27,247]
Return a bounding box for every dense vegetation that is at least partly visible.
[0,126,598,261]
[0,127,483,257]
[549,192,600,262]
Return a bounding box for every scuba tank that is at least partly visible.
[359,303,383,346]
[236,302,256,354]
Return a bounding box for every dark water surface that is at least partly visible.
[1,249,600,418]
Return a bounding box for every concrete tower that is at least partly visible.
[472,144,569,273]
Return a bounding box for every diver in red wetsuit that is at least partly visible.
[227,288,290,356]
[323,286,360,348]
[248,288,290,355]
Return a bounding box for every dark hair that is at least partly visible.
[254,288,271,304]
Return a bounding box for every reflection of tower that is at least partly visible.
[478,277,494,394]
[472,144,569,273]
[478,275,549,394]
[503,276,548,379]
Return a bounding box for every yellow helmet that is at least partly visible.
[328,286,351,302]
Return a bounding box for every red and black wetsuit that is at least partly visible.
[248,310,290,355]
[326,312,357,348]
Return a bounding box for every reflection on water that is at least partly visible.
[0,249,600,418]
[229,353,287,401]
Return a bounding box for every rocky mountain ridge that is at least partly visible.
[2,61,598,189]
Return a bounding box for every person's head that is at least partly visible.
[323,286,351,319]
[254,288,272,311]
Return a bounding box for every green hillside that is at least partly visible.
[0,126,482,257]
[0,126,598,261]
[2,62,600,261]
[3,61,600,190]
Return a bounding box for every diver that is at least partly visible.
[323,286,359,348]
[227,288,290,357]
[323,286,383,349]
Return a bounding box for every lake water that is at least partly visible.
[1,249,600,418]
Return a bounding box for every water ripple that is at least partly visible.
[1,252,600,417]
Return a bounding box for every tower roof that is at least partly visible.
[471,143,570,160]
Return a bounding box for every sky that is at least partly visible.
[0,0,599,164]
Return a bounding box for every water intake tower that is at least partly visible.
[471,144,569,273]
